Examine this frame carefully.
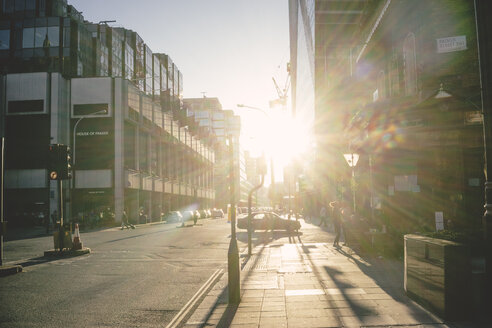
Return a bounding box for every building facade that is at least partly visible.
[1,0,215,226]
[290,0,484,239]
[183,98,247,210]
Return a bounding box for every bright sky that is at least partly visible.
[68,0,303,182]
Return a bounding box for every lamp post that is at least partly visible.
[226,135,240,304]
[343,152,359,212]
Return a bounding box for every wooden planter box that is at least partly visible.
[404,234,471,320]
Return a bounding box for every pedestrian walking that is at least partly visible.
[330,201,343,247]
[121,210,135,229]
[319,206,327,227]
[51,210,58,229]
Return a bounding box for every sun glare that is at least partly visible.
[240,107,312,183]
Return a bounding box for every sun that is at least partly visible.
[239,107,312,183]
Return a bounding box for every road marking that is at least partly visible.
[165,268,223,328]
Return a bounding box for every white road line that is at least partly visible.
[165,268,223,328]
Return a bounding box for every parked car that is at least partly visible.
[237,211,301,232]
[162,211,183,223]
[211,208,224,219]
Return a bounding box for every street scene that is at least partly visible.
[1,0,492,327]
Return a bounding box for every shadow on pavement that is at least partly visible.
[236,230,303,246]
[328,246,438,324]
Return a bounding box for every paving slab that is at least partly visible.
[184,238,480,328]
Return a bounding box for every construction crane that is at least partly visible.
[270,62,291,109]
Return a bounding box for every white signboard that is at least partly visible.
[435,212,444,231]
[437,35,467,53]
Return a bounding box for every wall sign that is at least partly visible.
[437,35,467,53]
[435,212,444,231]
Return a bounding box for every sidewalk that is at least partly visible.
[185,238,483,328]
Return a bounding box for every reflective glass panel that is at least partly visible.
[47,26,59,47]
[25,0,35,10]
[34,26,47,48]
[3,0,15,13]
[15,0,25,11]
[0,30,10,50]
[22,27,35,48]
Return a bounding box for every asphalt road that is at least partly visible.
[0,215,333,327]
[0,218,235,328]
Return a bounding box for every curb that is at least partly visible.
[43,248,91,257]
[0,265,23,277]
[166,268,224,328]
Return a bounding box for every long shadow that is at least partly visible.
[196,244,268,327]
[236,230,302,247]
[215,304,238,328]
[334,246,407,300]
[331,246,441,323]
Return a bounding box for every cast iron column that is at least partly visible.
[475,0,492,301]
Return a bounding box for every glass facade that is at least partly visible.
[111,28,123,77]
[21,21,59,49]
[295,0,315,129]
[144,44,152,96]
[0,28,9,49]
[160,62,167,93]
[152,54,160,98]
[124,38,133,81]
[142,96,152,127]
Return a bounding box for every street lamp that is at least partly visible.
[343,152,360,212]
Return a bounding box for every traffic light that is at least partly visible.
[48,144,72,180]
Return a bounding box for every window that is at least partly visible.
[403,33,417,96]
[25,0,35,11]
[14,0,25,11]
[34,26,46,48]
[47,26,59,47]
[22,27,34,48]
[0,30,10,50]
[3,0,15,13]
[8,100,44,113]
[73,104,108,116]
[22,26,59,48]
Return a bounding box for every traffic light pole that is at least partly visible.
[58,178,64,251]
[0,138,5,266]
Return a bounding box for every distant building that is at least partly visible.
[183,98,249,210]
[0,0,215,226]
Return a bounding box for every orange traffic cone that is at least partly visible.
[72,223,83,250]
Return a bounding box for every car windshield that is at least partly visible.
[253,213,265,220]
